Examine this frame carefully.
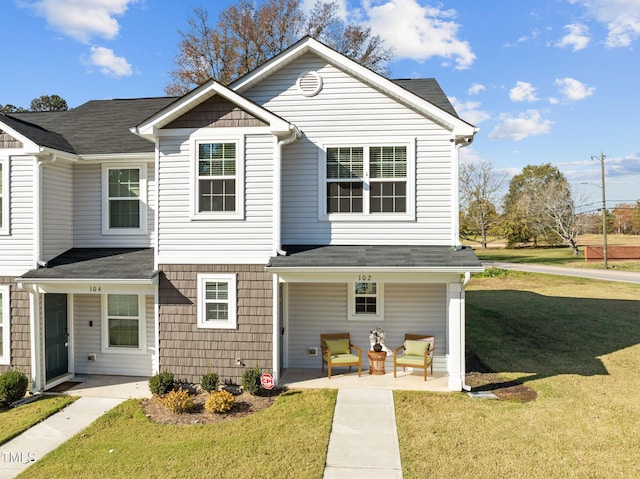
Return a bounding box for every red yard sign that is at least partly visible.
[260,373,274,390]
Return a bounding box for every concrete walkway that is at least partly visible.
[324,389,402,478]
[0,397,125,479]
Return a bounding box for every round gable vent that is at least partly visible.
[297,71,323,97]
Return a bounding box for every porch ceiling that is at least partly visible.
[18,248,157,282]
[267,245,483,272]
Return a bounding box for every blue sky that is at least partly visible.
[2,0,639,211]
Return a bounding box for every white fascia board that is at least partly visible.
[79,152,154,163]
[132,81,294,139]
[265,266,485,275]
[0,120,42,153]
[231,37,477,136]
[16,277,158,295]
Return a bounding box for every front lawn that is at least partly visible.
[0,395,76,445]
[396,271,640,478]
[17,389,336,479]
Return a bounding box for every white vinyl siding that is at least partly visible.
[0,155,36,275]
[73,162,154,247]
[41,160,73,261]
[0,286,9,365]
[286,282,446,369]
[244,54,455,245]
[73,294,153,376]
[156,133,274,264]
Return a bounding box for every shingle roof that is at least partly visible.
[267,245,482,270]
[7,97,176,155]
[392,79,459,118]
[18,248,156,281]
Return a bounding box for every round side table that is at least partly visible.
[368,350,387,375]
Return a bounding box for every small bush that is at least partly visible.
[242,366,262,395]
[474,267,509,278]
[0,370,29,409]
[149,371,174,397]
[161,387,194,414]
[205,390,235,414]
[200,372,219,393]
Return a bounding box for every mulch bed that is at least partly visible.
[142,387,283,425]
[465,351,538,403]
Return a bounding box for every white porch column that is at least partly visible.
[272,274,280,384]
[447,282,464,391]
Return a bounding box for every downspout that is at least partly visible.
[461,271,471,391]
[452,135,475,250]
[273,126,302,256]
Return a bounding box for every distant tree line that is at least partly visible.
[459,161,639,253]
[1,95,68,112]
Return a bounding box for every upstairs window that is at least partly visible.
[195,140,244,219]
[322,141,413,219]
[102,165,146,235]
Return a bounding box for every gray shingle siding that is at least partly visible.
[159,264,273,384]
[0,278,31,377]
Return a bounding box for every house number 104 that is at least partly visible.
[89,286,102,292]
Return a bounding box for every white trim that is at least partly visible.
[347,281,385,321]
[192,136,245,220]
[100,293,147,355]
[0,286,10,365]
[318,138,416,221]
[197,273,238,329]
[101,163,148,235]
[0,158,9,235]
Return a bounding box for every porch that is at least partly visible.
[280,368,451,392]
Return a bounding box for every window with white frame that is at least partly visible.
[322,142,413,218]
[0,160,8,234]
[197,274,237,329]
[348,281,384,321]
[101,294,146,353]
[195,140,244,218]
[102,165,146,235]
[0,286,11,365]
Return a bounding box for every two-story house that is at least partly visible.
[0,37,481,393]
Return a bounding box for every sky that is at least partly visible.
[2,0,640,212]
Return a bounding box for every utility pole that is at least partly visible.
[592,153,608,269]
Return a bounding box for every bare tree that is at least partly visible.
[166,0,393,94]
[459,161,506,248]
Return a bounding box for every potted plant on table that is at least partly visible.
[369,327,386,352]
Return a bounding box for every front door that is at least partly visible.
[45,294,69,382]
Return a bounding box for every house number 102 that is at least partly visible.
[358,275,372,281]
[89,286,102,293]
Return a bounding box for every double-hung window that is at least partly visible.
[101,294,146,353]
[102,164,146,235]
[195,140,244,219]
[0,160,7,235]
[323,141,413,219]
[197,274,237,329]
[0,286,9,365]
[348,281,384,321]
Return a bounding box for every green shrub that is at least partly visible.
[149,371,174,396]
[205,390,235,414]
[241,366,262,395]
[161,387,194,414]
[0,370,29,409]
[200,372,219,393]
[474,267,509,278]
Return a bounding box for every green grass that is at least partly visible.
[17,389,336,479]
[395,271,640,478]
[0,395,76,445]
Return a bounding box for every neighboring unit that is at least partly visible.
[0,37,481,392]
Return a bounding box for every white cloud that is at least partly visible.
[556,23,591,51]
[509,81,539,102]
[607,153,640,176]
[468,83,486,95]
[449,97,490,125]
[554,77,595,101]
[489,110,552,141]
[87,46,132,77]
[363,0,475,69]
[24,0,136,43]
[571,0,640,47]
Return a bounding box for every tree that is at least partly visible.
[459,161,506,248]
[1,104,27,113]
[30,94,68,111]
[502,163,572,247]
[166,0,393,94]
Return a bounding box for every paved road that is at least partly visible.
[483,262,640,284]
